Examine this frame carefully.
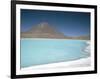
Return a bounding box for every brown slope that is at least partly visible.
[21,22,67,39]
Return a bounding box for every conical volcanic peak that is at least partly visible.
[21,22,67,39]
[38,22,50,28]
[21,22,90,40]
[34,22,54,32]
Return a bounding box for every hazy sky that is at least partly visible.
[21,9,90,37]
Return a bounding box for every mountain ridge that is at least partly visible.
[21,22,90,40]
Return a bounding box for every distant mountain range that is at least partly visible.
[21,22,90,40]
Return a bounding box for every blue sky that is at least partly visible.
[21,9,90,37]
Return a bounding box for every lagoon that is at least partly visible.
[21,39,89,68]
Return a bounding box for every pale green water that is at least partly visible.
[21,39,89,68]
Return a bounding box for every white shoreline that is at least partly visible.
[83,41,90,56]
[21,57,91,70]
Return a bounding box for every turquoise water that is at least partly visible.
[21,39,89,68]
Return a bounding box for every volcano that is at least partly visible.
[21,22,67,39]
[21,22,90,40]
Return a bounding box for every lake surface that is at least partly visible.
[21,39,89,68]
